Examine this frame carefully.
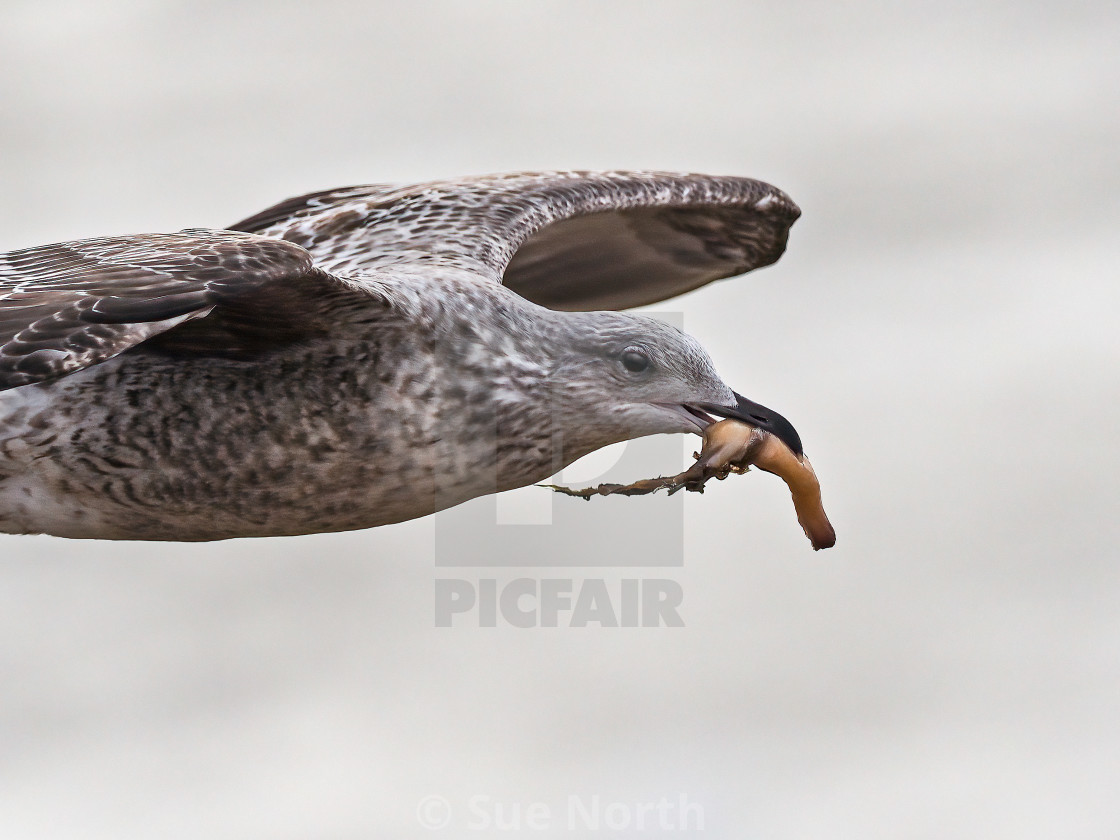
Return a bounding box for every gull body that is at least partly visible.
[0,171,805,540]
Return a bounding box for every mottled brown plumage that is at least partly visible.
[0,171,810,540]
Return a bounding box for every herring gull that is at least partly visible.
[0,171,811,541]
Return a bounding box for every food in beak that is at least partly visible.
[545,418,835,550]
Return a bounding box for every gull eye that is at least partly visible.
[619,348,651,374]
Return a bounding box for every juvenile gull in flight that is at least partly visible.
[0,171,808,541]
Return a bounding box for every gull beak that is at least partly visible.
[692,392,804,456]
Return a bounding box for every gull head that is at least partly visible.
[542,309,803,459]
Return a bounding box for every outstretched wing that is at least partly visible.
[229,170,801,311]
[0,228,356,390]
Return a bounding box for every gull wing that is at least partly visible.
[229,170,801,311]
[0,228,359,390]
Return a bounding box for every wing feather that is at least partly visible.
[229,170,801,311]
[0,229,349,389]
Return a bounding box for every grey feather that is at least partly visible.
[230,170,800,310]
[0,228,369,388]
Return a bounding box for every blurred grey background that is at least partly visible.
[1,1,1118,837]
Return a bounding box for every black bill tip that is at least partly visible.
[695,393,804,456]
